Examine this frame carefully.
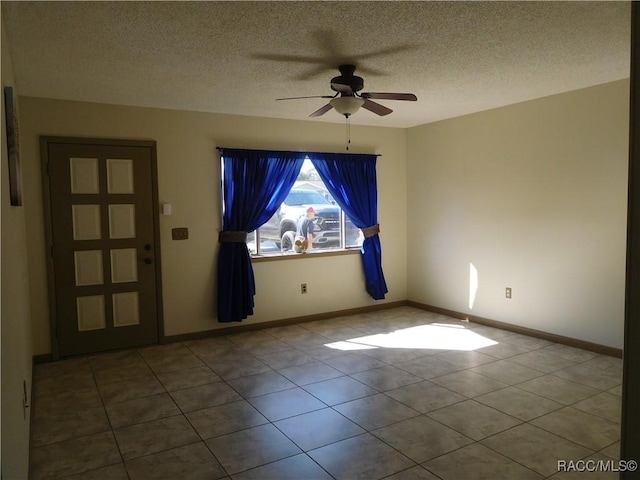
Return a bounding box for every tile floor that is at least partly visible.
[30,307,623,480]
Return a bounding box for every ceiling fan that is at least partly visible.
[276,64,417,118]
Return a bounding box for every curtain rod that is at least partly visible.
[216,146,381,157]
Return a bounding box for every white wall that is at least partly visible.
[18,98,407,354]
[407,80,629,349]
[1,16,34,480]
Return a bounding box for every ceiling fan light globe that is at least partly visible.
[330,97,364,116]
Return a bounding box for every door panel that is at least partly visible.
[46,141,159,357]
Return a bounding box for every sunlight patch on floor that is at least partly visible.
[325,323,498,351]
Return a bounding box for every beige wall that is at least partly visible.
[407,80,630,349]
[18,98,408,354]
[1,16,34,480]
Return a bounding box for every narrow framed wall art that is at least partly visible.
[4,86,22,206]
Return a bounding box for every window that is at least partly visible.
[247,159,362,255]
[218,147,387,318]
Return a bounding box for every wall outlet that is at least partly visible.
[171,227,189,240]
[301,283,308,294]
[506,287,512,299]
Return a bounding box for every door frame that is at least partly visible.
[40,136,164,360]
[622,2,640,471]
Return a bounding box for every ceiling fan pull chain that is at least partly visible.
[346,116,351,151]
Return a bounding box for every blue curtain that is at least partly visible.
[308,153,388,300]
[218,149,304,322]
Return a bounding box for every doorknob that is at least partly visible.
[144,244,152,251]
[145,258,152,265]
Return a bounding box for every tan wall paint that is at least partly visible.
[407,80,629,349]
[1,17,34,479]
[18,98,407,354]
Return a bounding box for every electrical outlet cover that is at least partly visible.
[172,227,189,240]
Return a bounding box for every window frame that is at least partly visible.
[250,208,361,257]
[246,160,363,258]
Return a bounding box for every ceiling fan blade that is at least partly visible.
[331,83,353,94]
[361,92,417,101]
[309,103,333,117]
[360,44,420,61]
[276,95,334,101]
[362,99,393,116]
[250,53,328,65]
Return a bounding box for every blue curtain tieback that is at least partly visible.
[219,231,248,243]
[362,224,380,238]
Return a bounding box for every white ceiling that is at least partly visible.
[1,1,632,128]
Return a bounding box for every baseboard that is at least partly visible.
[34,299,622,360]
[407,301,623,358]
[162,300,409,344]
[33,353,53,364]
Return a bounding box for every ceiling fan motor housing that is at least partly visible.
[331,64,364,94]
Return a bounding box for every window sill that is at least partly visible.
[251,248,361,263]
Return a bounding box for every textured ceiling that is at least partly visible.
[1,1,632,128]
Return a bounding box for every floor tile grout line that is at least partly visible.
[476,421,600,479]
[508,379,621,409]
[57,459,132,480]
[226,451,338,480]
[271,409,364,449]
[596,439,622,455]
[379,385,470,415]
[199,432,235,479]
[525,407,621,452]
[426,398,525,437]
[260,418,354,478]
[89,357,128,474]
[425,435,546,480]
[473,387,568,423]
[546,369,623,392]
[120,438,204,468]
[365,421,449,468]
